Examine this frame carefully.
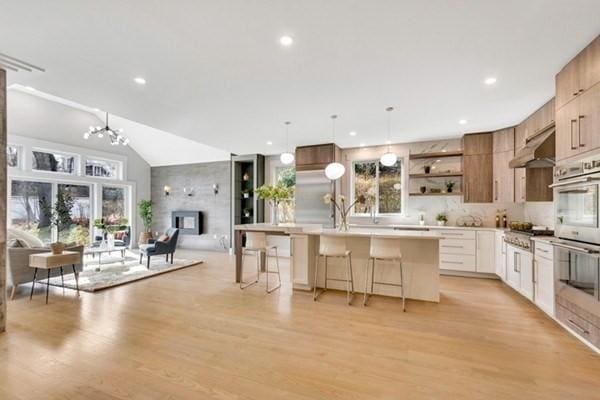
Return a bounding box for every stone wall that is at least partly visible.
[151,161,231,251]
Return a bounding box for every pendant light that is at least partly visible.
[325,114,345,180]
[380,106,397,166]
[280,121,294,165]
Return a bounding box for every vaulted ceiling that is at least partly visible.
[1,1,599,159]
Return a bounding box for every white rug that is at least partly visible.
[48,253,203,292]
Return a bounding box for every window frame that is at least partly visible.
[350,158,404,216]
[85,157,123,180]
[31,147,79,176]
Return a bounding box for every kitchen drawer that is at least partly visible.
[437,230,476,240]
[440,239,476,255]
[556,303,600,349]
[439,254,477,272]
[534,241,553,262]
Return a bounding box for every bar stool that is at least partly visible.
[363,237,405,311]
[239,231,281,293]
[313,235,355,305]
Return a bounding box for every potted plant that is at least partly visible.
[242,208,252,218]
[436,213,448,226]
[41,190,74,254]
[445,180,455,193]
[424,164,432,174]
[138,199,153,245]
[255,184,294,226]
[242,189,252,199]
[94,217,129,248]
[419,186,427,194]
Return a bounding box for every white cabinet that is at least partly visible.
[495,231,507,280]
[519,251,534,301]
[506,245,520,288]
[439,230,477,272]
[533,240,555,316]
[476,231,496,273]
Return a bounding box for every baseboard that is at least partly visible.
[440,270,500,279]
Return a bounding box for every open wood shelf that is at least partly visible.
[409,150,463,160]
[409,172,463,178]
[409,192,462,197]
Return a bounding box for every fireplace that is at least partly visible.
[171,211,203,235]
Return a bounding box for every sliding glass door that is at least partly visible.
[58,184,91,246]
[102,186,127,224]
[9,180,53,243]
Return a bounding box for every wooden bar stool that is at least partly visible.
[239,231,281,293]
[313,235,355,305]
[363,237,405,311]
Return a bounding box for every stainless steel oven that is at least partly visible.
[554,241,600,301]
[552,160,600,245]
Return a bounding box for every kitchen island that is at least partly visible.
[234,224,442,302]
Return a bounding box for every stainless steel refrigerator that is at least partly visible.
[294,170,336,228]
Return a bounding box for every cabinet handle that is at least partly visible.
[533,259,537,284]
[443,260,464,265]
[514,252,518,272]
[570,119,578,150]
[494,180,498,201]
[578,115,585,147]
[521,176,525,201]
[442,245,464,249]
[568,319,590,335]
[465,182,469,202]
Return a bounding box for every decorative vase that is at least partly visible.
[139,231,153,245]
[50,242,65,255]
[107,233,115,248]
[437,221,446,226]
[424,166,431,174]
[447,187,453,193]
[338,214,349,232]
[420,186,427,194]
[270,202,279,226]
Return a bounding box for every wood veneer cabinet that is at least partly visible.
[492,128,515,203]
[556,35,600,110]
[463,133,493,203]
[295,143,339,171]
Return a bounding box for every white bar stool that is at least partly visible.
[239,231,281,293]
[313,235,355,305]
[363,237,405,311]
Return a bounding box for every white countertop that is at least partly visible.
[235,222,508,234]
[301,227,442,239]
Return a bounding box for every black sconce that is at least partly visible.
[164,185,171,196]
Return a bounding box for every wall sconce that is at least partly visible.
[164,185,171,196]
[213,184,219,195]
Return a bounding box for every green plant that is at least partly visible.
[436,213,448,222]
[41,190,74,241]
[94,217,129,235]
[255,184,294,204]
[445,180,455,190]
[138,200,153,233]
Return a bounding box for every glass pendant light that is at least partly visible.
[325,114,345,180]
[380,106,397,167]
[280,121,294,165]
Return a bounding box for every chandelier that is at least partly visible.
[84,112,129,146]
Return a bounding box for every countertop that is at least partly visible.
[301,227,442,239]
[235,222,509,233]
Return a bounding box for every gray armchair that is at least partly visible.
[139,228,180,269]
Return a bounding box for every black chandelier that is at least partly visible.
[84,113,129,146]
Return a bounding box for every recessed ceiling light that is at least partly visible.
[458,119,468,125]
[349,131,357,136]
[359,143,366,147]
[133,77,146,85]
[279,35,293,47]
[266,141,273,145]
[484,77,497,85]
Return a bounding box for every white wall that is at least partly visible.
[7,90,151,244]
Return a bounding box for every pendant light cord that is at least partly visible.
[386,106,394,151]
[285,121,291,152]
[330,114,338,144]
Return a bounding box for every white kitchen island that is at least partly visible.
[234,224,442,302]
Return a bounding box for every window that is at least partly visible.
[275,166,295,223]
[102,186,126,224]
[32,150,76,174]
[352,160,402,215]
[7,145,20,168]
[86,158,120,179]
[9,180,53,243]
[58,184,91,246]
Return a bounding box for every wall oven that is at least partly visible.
[552,161,600,245]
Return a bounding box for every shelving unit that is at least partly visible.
[409,150,463,160]
[409,192,462,197]
[409,148,464,197]
[231,154,265,228]
[409,172,463,179]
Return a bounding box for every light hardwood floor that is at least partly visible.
[1,250,599,400]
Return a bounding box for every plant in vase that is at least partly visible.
[138,199,153,245]
[255,184,294,225]
[323,193,366,232]
[41,190,74,254]
[445,180,455,193]
[241,189,252,199]
[436,213,448,226]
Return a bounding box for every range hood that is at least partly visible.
[509,122,556,169]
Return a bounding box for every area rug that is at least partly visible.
[47,254,203,292]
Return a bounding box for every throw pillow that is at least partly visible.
[8,228,45,248]
[7,238,24,248]
[158,234,170,242]
[114,231,126,241]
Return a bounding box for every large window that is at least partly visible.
[102,186,126,223]
[32,150,76,174]
[86,158,120,179]
[275,166,295,223]
[58,184,91,245]
[352,160,403,215]
[9,180,53,243]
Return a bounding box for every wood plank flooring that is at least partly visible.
[1,250,599,400]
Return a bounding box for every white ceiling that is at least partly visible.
[1,1,599,157]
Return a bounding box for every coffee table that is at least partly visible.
[29,251,81,304]
[84,246,127,269]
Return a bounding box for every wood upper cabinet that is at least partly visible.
[556,82,600,161]
[295,143,337,171]
[492,128,515,203]
[463,133,493,203]
[556,35,600,110]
